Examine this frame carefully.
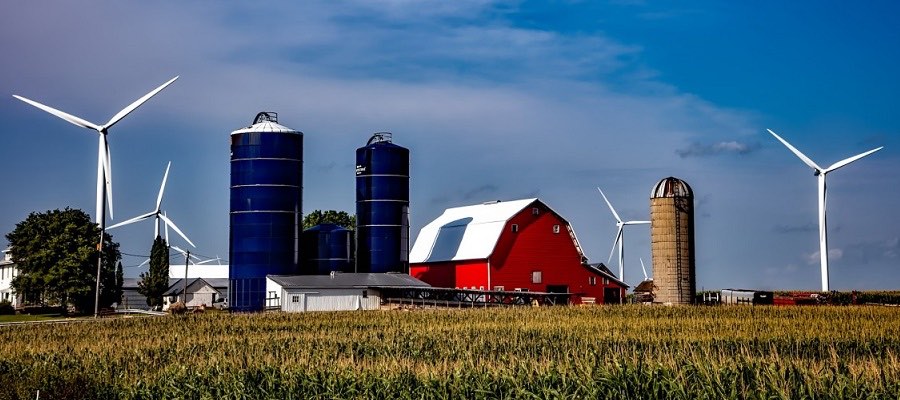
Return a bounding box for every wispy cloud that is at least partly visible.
[676,141,760,158]
[462,184,499,201]
[805,249,844,265]
[774,222,817,234]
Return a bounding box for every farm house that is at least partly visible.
[409,198,627,304]
[266,273,430,312]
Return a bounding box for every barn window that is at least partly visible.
[589,276,597,286]
[532,207,540,215]
[493,286,505,291]
[603,278,609,285]
[552,224,560,234]
[532,271,542,284]
[362,290,368,298]
[511,224,519,233]
[292,295,300,303]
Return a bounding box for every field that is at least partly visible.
[1,306,899,399]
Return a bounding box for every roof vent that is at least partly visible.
[252,111,278,125]
[367,131,393,145]
[482,200,502,205]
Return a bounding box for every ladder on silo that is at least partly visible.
[674,198,685,303]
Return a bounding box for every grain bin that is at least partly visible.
[355,132,409,273]
[300,224,354,275]
[650,177,695,304]
[229,112,303,312]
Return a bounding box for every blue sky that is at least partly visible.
[1,1,898,290]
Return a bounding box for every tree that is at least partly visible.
[138,236,170,308]
[6,208,121,313]
[100,261,124,308]
[303,210,356,230]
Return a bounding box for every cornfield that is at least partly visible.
[1,306,899,399]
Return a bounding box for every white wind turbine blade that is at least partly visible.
[195,256,220,265]
[170,245,202,263]
[138,258,150,268]
[12,95,102,131]
[107,211,156,229]
[623,220,650,225]
[607,226,623,264]
[102,136,113,219]
[156,162,172,212]
[159,213,195,248]
[164,211,170,244]
[640,258,649,281]
[103,76,179,129]
[597,187,622,223]
[767,129,822,171]
[824,147,884,173]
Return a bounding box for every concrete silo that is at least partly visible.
[229,112,303,312]
[650,177,695,304]
[355,132,409,273]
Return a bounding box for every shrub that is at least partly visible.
[0,300,13,315]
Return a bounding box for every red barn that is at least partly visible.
[409,198,627,304]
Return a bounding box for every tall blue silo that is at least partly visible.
[301,224,354,275]
[229,112,303,312]
[355,132,409,273]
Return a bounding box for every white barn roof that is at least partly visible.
[410,198,540,263]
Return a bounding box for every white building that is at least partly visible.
[164,278,228,309]
[0,249,20,307]
[266,273,429,312]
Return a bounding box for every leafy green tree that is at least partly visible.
[138,236,170,308]
[303,210,356,230]
[6,208,121,313]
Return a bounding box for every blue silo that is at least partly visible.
[229,112,302,312]
[301,224,354,275]
[355,132,410,273]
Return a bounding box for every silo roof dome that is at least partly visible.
[651,177,693,198]
[231,111,300,135]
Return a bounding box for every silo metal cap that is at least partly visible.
[230,111,300,135]
[651,177,693,198]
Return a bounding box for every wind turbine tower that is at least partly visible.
[767,129,883,292]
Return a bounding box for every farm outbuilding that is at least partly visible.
[164,278,229,309]
[409,198,627,304]
[266,272,429,312]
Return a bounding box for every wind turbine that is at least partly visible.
[13,76,179,317]
[767,129,883,292]
[597,187,650,284]
[108,162,195,248]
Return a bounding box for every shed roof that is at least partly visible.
[267,273,429,289]
[409,198,540,263]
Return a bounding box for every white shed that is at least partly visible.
[266,273,429,312]
[164,278,229,309]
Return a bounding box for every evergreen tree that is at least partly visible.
[6,208,121,313]
[100,261,124,308]
[303,210,356,230]
[138,236,170,308]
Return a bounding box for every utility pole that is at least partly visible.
[183,250,190,305]
[94,184,107,318]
